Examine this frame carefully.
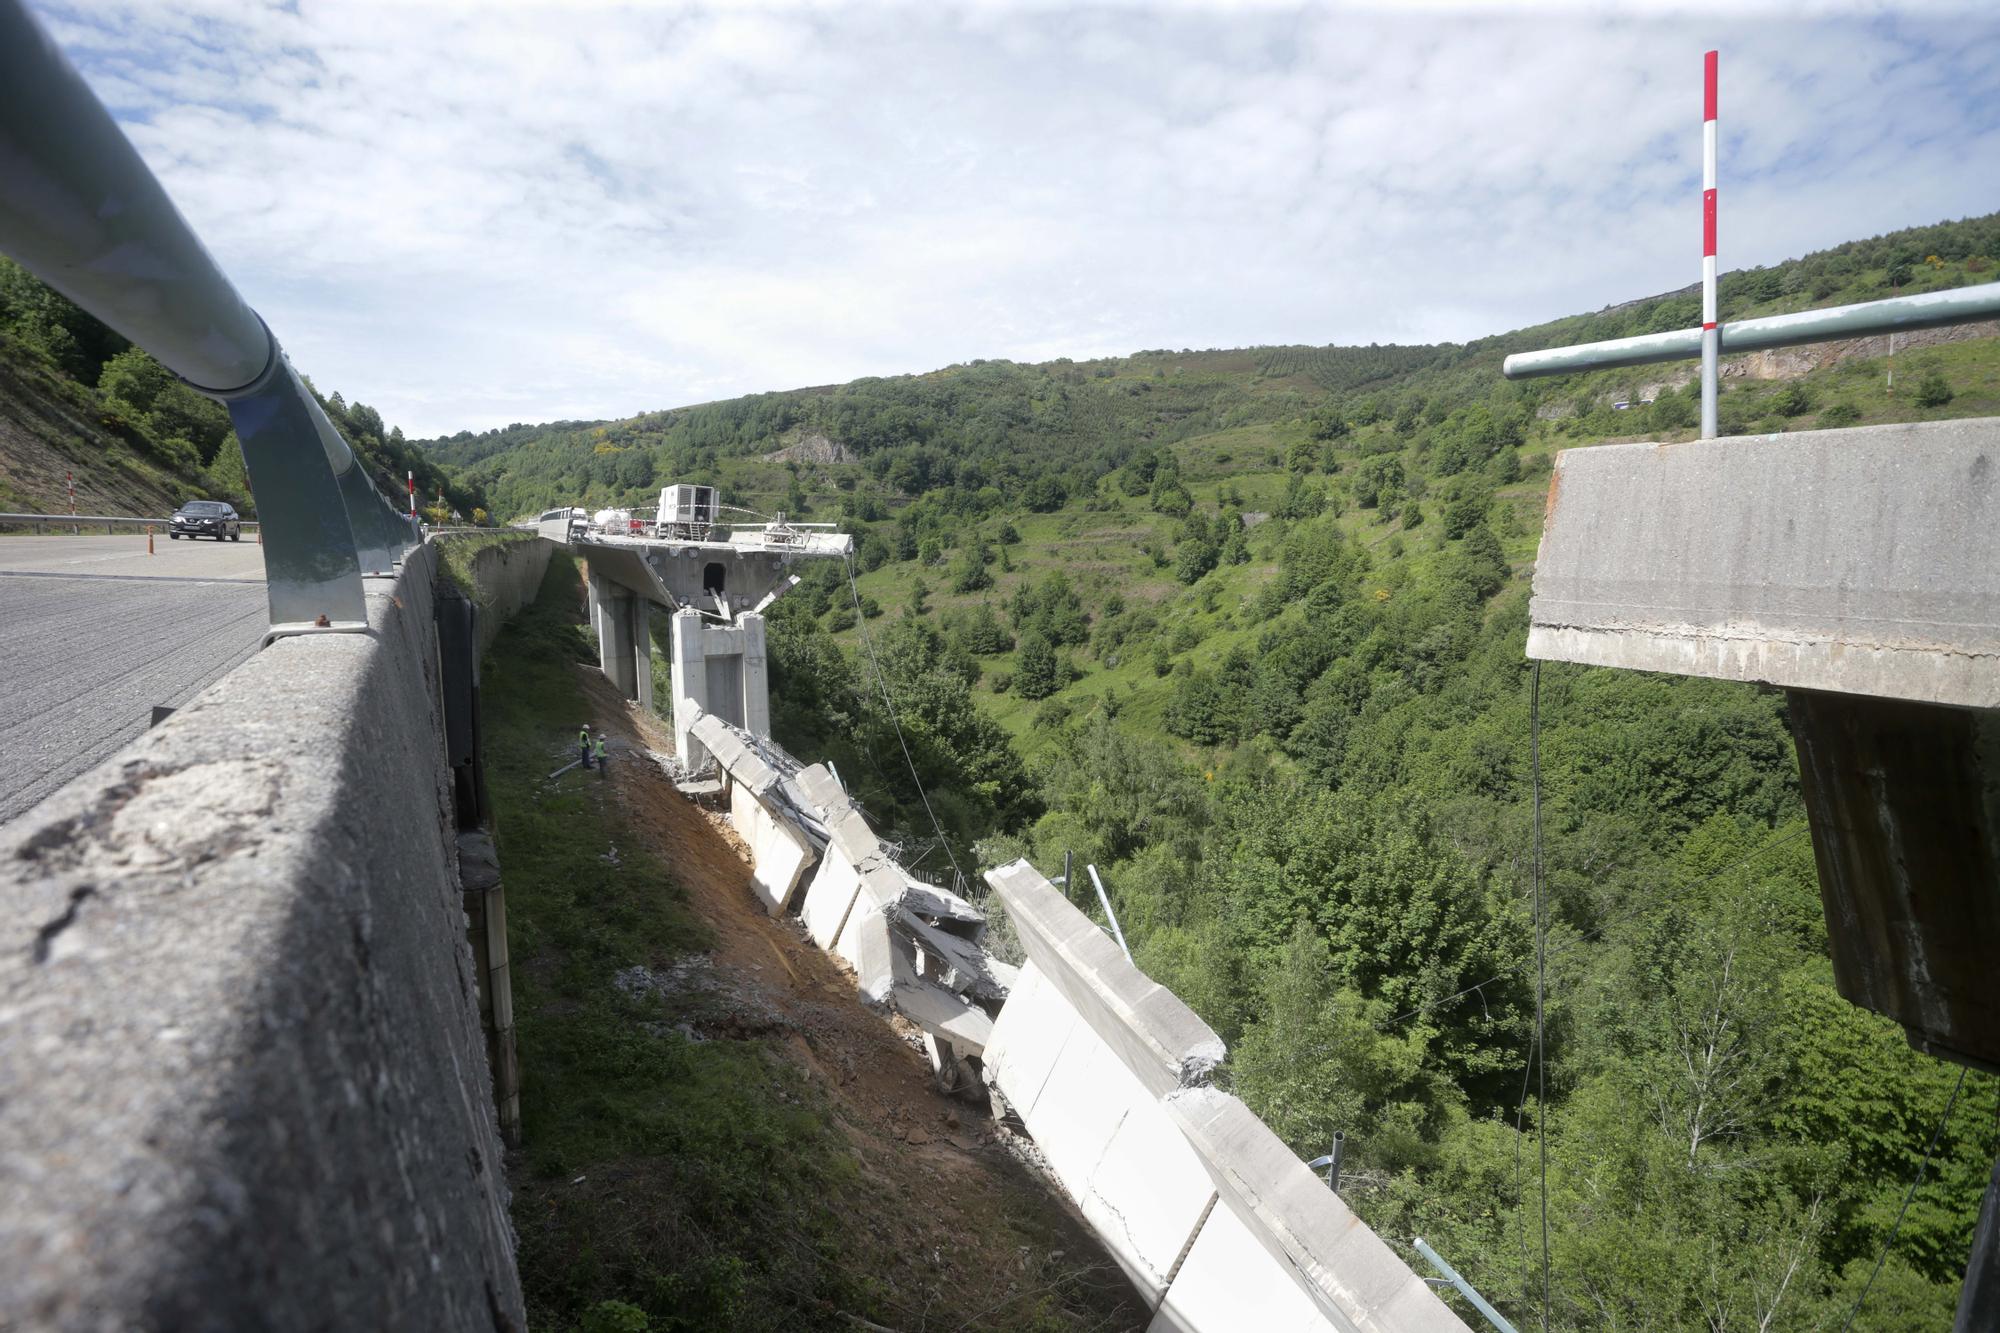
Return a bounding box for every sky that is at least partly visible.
[33,0,2000,438]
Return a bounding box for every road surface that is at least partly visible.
[0,535,268,825]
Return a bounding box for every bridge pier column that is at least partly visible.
[599,590,637,697]
[669,608,709,770]
[1787,690,2000,1073]
[632,597,653,713]
[740,612,770,738]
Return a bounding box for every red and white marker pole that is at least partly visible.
[66,469,75,516]
[1700,49,1719,439]
[407,471,416,520]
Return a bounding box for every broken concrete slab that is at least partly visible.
[1529,420,2000,708]
[800,847,865,952]
[987,961,1220,1302]
[985,859,1224,1097]
[1163,1086,1466,1332]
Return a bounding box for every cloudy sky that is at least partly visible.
[33,0,2000,437]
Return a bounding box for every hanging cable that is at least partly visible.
[841,553,967,892]
[1836,1066,1969,1333]
[1531,661,1551,1333]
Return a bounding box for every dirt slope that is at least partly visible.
[0,346,198,516]
[569,670,1149,1331]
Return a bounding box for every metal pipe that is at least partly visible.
[1502,280,2000,380]
[1307,1131,1345,1193]
[0,0,417,630]
[0,0,269,392]
[1413,1238,1519,1333]
[1700,50,1720,439]
[1085,864,1133,961]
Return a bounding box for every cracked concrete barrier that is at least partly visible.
[0,544,524,1331]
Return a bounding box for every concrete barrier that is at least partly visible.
[0,545,523,1330]
[458,534,556,658]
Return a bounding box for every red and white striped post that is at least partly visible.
[1700,49,1719,439]
[66,469,74,516]
[407,471,416,521]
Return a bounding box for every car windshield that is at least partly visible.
[181,502,229,515]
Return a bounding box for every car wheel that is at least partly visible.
[230,532,240,542]
[169,532,179,540]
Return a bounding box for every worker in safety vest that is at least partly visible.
[593,733,609,777]
[578,723,593,770]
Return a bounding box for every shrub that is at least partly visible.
[1815,402,1861,429]
[1914,371,1955,408]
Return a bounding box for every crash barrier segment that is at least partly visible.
[0,1,419,633]
[0,544,525,1329]
[688,731,1467,1330]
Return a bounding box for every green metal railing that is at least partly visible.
[0,0,418,633]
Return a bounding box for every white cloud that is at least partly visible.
[31,0,2000,436]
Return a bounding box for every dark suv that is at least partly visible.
[169,500,242,541]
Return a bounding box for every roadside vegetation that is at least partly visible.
[445,212,2000,1328]
[483,556,866,1330]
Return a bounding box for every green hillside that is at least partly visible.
[0,255,489,522]
[425,210,2000,1329]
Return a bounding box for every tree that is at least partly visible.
[1014,632,1059,700]
[950,542,993,593]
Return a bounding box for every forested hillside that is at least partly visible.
[440,214,2000,1328]
[0,256,488,522]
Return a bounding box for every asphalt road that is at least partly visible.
[0,535,268,826]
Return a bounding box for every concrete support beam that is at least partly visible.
[600,589,637,698]
[740,612,771,737]
[1789,690,2000,1071]
[1529,419,2000,708]
[669,609,707,770]
[1163,1087,1465,1333]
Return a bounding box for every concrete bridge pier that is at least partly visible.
[586,570,655,709]
[668,609,770,773]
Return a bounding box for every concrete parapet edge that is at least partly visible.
[0,545,523,1330]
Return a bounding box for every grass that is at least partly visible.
[484,555,881,1332]
[432,527,545,603]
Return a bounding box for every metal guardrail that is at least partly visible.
[0,0,418,634]
[0,512,263,535]
[1501,281,2000,381]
